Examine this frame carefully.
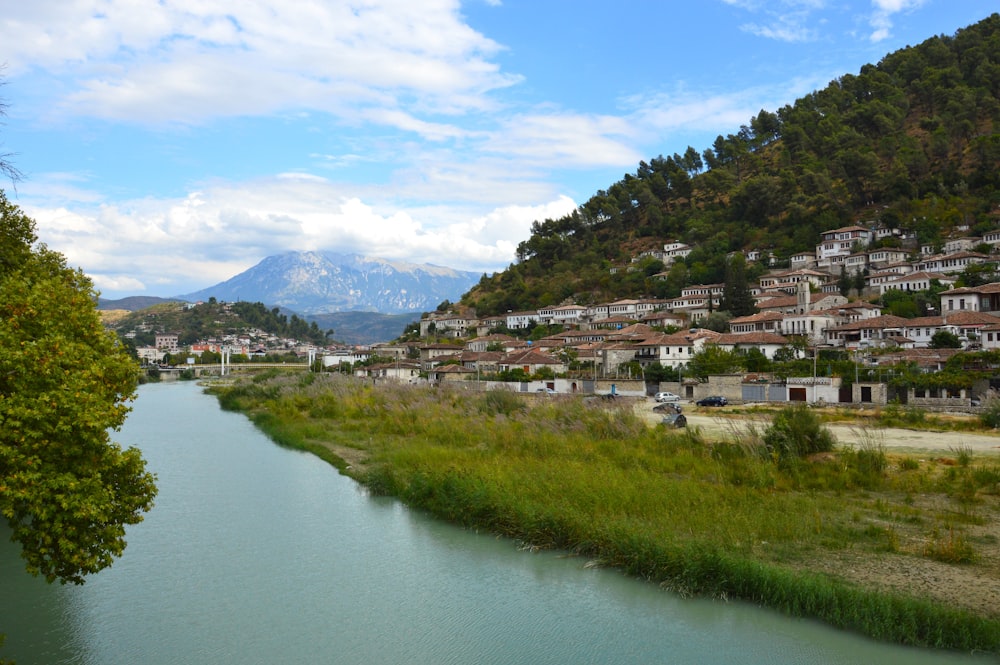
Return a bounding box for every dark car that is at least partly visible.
[653,402,683,414]
[696,395,728,407]
[661,413,687,428]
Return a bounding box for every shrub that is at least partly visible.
[949,444,973,467]
[479,388,525,416]
[763,404,836,461]
[980,396,1000,428]
[924,527,977,564]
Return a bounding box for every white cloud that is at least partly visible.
[23,176,579,297]
[447,196,578,248]
[485,113,641,168]
[741,17,817,43]
[2,0,520,126]
[721,0,829,42]
[868,0,926,42]
[623,76,823,144]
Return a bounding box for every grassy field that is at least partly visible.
[209,372,1000,653]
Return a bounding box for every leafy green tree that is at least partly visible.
[687,346,744,379]
[0,191,157,584]
[957,261,1000,287]
[838,266,852,297]
[201,350,222,364]
[773,346,801,363]
[741,347,771,372]
[720,254,756,316]
[930,330,963,349]
[699,311,732,333]
[643,362,678,382]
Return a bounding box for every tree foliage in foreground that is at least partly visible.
[0,191,157,584]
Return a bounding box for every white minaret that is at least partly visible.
[797,280,810,314]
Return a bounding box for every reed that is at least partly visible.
[208,374,1000,652]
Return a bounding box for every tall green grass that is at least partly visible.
[208,374,1000,652]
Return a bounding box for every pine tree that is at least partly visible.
[721,254,757,317]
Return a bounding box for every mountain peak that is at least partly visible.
[177,251,481,315]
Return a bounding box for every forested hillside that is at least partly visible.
[107,300,332,347]
[463,14,1000,316]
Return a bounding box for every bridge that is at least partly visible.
[151,362,311,379]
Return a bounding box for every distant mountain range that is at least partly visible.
[175,251,482,315]
[98,295,183,311]
[96,252,484,344]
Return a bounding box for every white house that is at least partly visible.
[549,304,587,325]
[713,332,790,360]
[635,329,720,369]
[915,251,989,275]
[940,282,1000,314]
[816,225,873,265]
[780,311,838,347]
[728,311,784,335]
[136,347,166,364]
[867,248,910,268]
[465,334,518,352]
[876,271,955,296]
[982,229,1000,247]
[419,313,472,338]
[506,310,541,329]
[789,252,816,269]
[681,283,725,299]
[980,323,1000,350]
[943,237,982,254]
[323,349,373,367]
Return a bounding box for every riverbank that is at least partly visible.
[209,373,1000,653]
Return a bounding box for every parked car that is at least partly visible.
[654,391,681,403]
[661,412,687,428]
[653,402,683,414]
[536,387,557,395]
[696,395,728,407]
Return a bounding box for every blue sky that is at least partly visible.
[1,1,996,299]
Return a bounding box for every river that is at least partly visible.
[0,382,993,664]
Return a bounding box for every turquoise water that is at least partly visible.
[0,382,993,664]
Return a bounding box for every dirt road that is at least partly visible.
[639,402,1000,456]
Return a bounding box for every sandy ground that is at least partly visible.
[637,400,1000,456]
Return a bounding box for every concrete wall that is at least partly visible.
[853,382,889,405]
[907,387,977,411]
[594,379,645,397]
[694,375,744,402]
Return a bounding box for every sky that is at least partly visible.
[0,1,996,299]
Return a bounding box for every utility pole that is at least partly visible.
[812,347,818,403]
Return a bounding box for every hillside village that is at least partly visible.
[115,214,1000,411]
[401,219,1000,407]
[110,300,328,365]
